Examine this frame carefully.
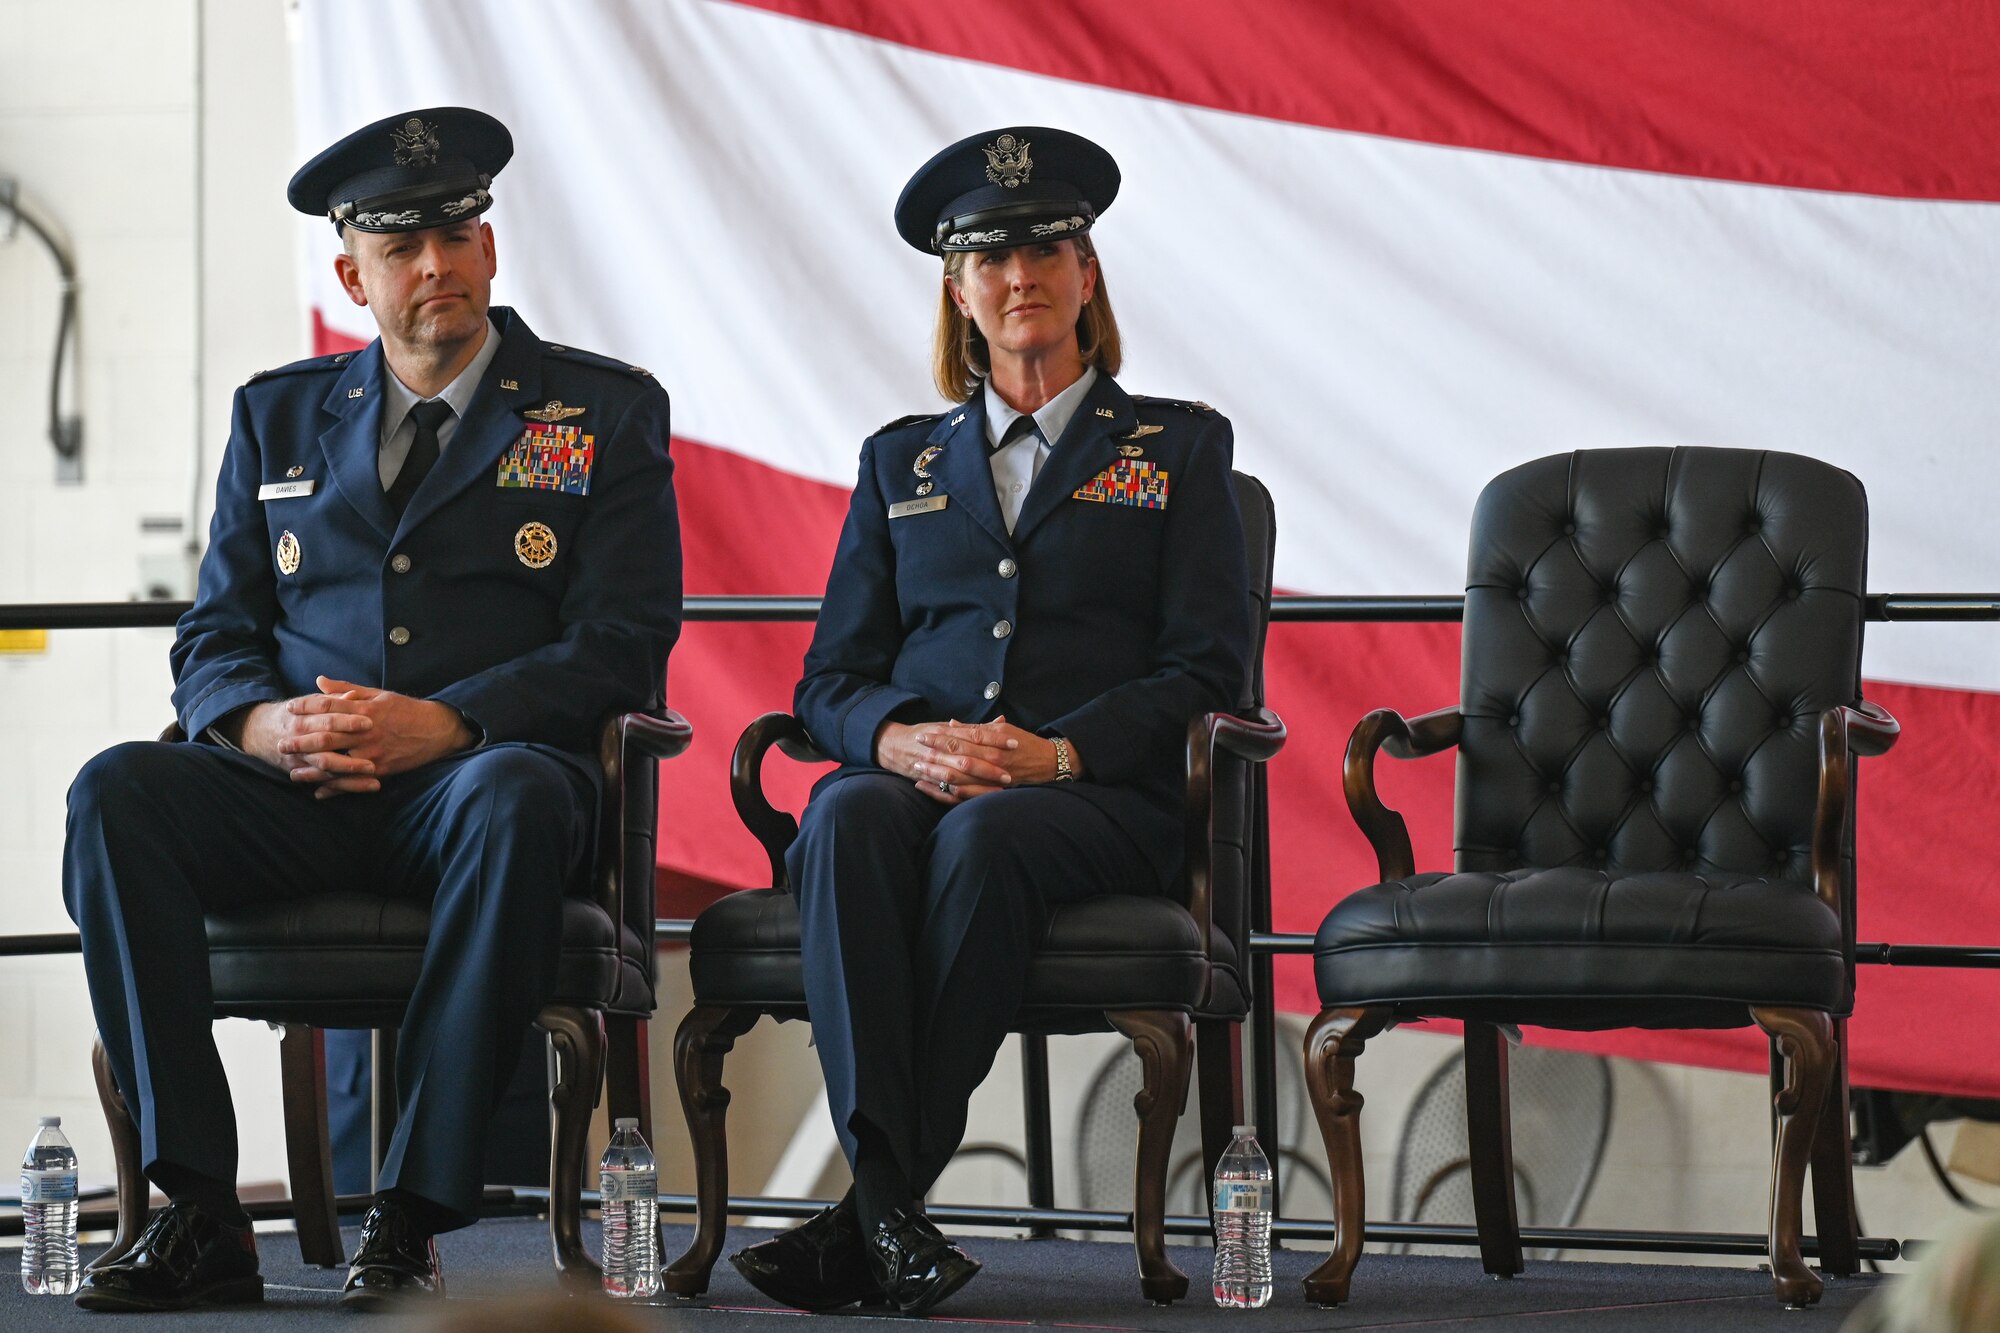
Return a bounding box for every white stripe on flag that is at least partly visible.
[298,0,2000,692]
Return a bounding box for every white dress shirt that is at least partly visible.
[375,317,503,488]
[982,366,1099,535]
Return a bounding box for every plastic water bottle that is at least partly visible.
[1211,1124,1273,1308]
[21,1116,80,1296]
[599,1117,660,1298]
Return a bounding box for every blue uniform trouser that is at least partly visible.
[62,739,593,1225]
[786,773,1157,1196]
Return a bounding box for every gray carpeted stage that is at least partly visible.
[2,1219,1885,1330]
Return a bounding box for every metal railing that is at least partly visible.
[3,590,1995,1262]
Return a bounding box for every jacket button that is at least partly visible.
[390,553,412,574]
[992,619,1012,639]
[983,681,1000,700]
[997,558,1018,578]
[388,626,411,646]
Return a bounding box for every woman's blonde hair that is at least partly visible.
[930,234,1122,402]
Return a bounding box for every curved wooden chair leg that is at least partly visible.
[1195,1018,1244,1237]
[1809,1018,1859,1278]
[88,1037,148,1271]
[663,1005,760,1298]
[278,1025,344,1267]
[1752,1005,1835,1307]
[540,1004,607,1291]
[1463,1021,1524,1278]
[1301,1006,1391,1307]
[1107,1009,1193,1306]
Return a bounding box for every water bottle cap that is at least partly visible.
[613,1117,638,1129]
[1232,1124,1254,1136]
[39,1116,60,1127]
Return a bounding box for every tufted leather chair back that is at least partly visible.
[1457,448,1867,886]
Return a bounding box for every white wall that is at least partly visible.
[0,0,301,1193]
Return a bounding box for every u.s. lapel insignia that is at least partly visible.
[522,400,586,423]
[499,378,519,391]
[515,521,558,569]
[1121,424,1164,440]
[347,387,364,399]
[913,445,944,479]
[1117,444,1144,458]
[275,531,301,576]
[1095,407,1115,419]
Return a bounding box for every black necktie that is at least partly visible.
[994,412,1040,454]
[388,398,454,516]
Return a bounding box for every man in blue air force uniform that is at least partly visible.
[61,108,681,1313]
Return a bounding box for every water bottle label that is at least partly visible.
[600,1168,656,1203]
[1213,1180,1270,1214]
[20,1169,77,1204]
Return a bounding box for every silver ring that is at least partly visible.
[936,780,953,794]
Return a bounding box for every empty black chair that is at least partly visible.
[1302,448,1897,1308]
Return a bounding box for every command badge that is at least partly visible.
[276,530,301,575]
[515,522,558,569]
[913,445,944,479]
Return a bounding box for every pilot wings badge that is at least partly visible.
[983,134,1033,188]
[522,400,587,423]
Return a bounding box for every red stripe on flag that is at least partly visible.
[738,0,2000,200]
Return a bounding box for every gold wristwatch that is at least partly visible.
[1052,736,1075,781]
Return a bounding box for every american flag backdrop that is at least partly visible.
[292,0,2000,1096]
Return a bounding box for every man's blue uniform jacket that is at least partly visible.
[171,306,681,771]
[795,371,1251,886]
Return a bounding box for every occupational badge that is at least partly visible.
[1074,460,1169,510]
[497,423,595,496]
[1117,444,1144,458]
[515,521,558,569]
[276,530,301,575]
[983,134,1032,188]
[913,446,944,479]
[286,465,304,477]
[522,400,586,423]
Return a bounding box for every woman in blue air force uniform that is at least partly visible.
[730,128,1251,1315]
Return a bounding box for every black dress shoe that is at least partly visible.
[729,1199,885,1311]
[341,1199,444,1311]
[74,1200,262,1312]
[866,1207,981,1316]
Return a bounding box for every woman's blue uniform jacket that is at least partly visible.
[170,307,682,773]
[795,372,1252,886]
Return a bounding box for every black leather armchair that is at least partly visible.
[88,708,691,1287]
[663,472,1283,1305]
[1302,448,1897,1308]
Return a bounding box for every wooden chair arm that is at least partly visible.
[598,707,694,936]
[1811,700,1901,913]
[617,708,694,763]
[730,712,812,888]
[1184,707,1287,989]
[1343,706,1462,883]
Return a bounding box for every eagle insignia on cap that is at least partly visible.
[983,134,1032,188]
[390,117,441,167]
